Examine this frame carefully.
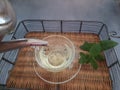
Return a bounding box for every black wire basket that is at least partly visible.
[0,20,119,89]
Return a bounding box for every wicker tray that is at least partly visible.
[6,32,112,90]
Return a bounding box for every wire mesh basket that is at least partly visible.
[0,20,119,90]
[12,20,117,67]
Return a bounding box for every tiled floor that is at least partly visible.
[10,0,120,31]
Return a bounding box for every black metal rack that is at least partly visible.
[0,19,119,90]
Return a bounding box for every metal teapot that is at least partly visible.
[0,0,47,52]
[0,0,16,37]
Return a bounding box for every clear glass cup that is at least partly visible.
[35,35,75,72]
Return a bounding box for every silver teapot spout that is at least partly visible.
[0,1,47,53]
[0,0,16,36]
[0,38,48,53]
[0,0,29,53]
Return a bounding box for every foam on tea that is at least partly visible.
[39,44,72,70]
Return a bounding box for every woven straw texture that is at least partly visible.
[7,32,112,90]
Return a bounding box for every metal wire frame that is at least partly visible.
[14,19,106,35]
[12,19,120,68]
[0,19,119,88]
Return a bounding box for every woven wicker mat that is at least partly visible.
[6,32,112,90]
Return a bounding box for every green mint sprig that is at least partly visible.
[79,40,118,69]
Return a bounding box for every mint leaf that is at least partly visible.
[90,43,102,56]
[90,57,98,69]
[80,41,95,51]
[100,40,118,50]
[79,52,89,64]
[95,54,105,61]
[79,40,118,70]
